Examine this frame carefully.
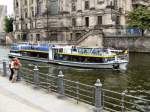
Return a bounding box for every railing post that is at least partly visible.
[17,69,21,81]
[145,102,149,112]
[3,59,7,76]
[33,66,39,88]
[121,92,125,112]
[76,81,79,104]
[94,79,103,112]
[58,71,64,98]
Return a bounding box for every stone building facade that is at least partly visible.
[0,5,7,43]
[0,5,7,34]
[13,0,150,45]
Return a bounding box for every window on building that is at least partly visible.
[30,34,33,41]
[32,11,34,17]
[72,18,76,27]
[97,0,104,4]
[23,34,27,41]
[49,0,59,15]
[85,1,89,10]
[25,0,27,5]
[116,16,120,25]
[97,16,102,25]
[16,0,19,7]
[76,33,81,40]
[16,24,19,31]
[25,24,28,29]
[106,0,114,9]
[85,17,89,27]
[51,33,57,41]
[30,22,33,29]
[17,35,20,40]
[24,8,28,18]
[32,22,34,28]
[36,34,40,41]
[37,1,42,15]
[70,33,73,41]
[114,0,118,9]
[31,7,34,17]
[72,1,76,11]
[25,12,28,18]
[57,35,64,41]
[31,0,33,4]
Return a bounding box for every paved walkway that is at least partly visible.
[0,76,93,112]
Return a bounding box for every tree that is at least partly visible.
[127,6,150,36]
[4,16,14,33]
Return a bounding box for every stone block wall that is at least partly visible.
[78,34,103,48]
[103,36,150,52]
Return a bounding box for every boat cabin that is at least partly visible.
[49,46,116,63]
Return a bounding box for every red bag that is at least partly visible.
[14,60,19,66]
[14,59,21,69]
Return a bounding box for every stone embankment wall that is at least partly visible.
[103,36,150,52]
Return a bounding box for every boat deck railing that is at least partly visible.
[0,60,149,112]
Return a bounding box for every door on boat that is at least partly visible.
[49,48,54,60]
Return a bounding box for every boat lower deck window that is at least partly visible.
[56,54,115,63]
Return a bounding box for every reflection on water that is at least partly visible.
[0,46,150,99]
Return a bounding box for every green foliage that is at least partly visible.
[127,6,150,35]
[4,16,14,33]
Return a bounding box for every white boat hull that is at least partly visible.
[9,53,128,70]
[49,60,128,70]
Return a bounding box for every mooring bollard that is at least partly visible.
[94,79,103,112]
[33,66,39,88]
[3,59,7,77]
[58,71,65,98]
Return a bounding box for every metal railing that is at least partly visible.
[20,66,96,105]
[0,60,150,112]
[103,28,144,37]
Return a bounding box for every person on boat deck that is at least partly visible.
[9,58,15,81]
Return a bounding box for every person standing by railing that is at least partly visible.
[9,58,15,81]
[12,58,21,83]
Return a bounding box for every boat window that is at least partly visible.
[59,49,63,53]
[72,48,77,52]
[55,53,116,63]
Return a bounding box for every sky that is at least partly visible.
[0,0,13,15]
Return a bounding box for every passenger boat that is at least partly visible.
[8,43,129,70]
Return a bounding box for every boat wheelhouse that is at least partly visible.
[9,43,129,70]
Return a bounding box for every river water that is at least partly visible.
[0,46,150,99]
